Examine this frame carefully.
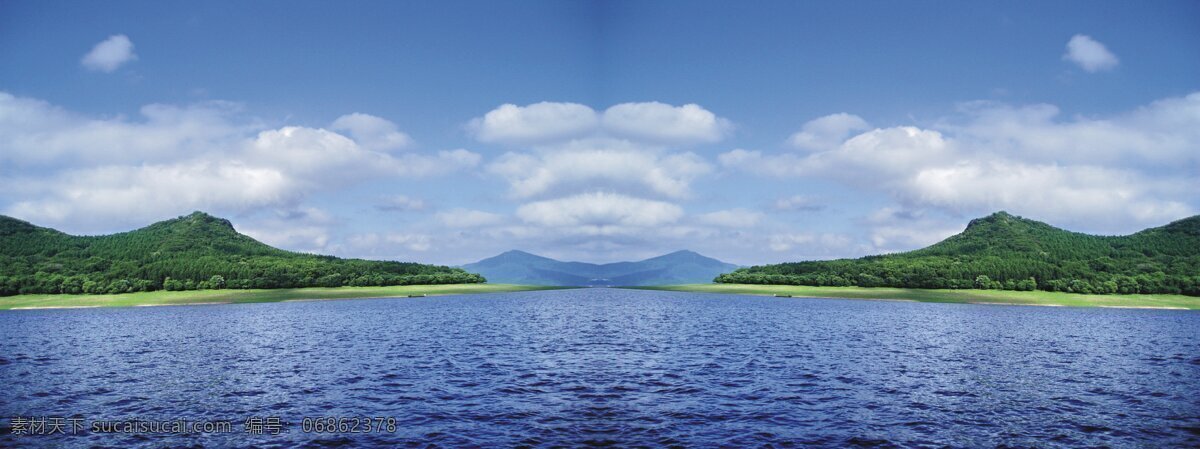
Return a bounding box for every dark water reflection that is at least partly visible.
[1,288,1198,447]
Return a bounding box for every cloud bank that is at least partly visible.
[722,92,1200,236]
[2,92,1195,265]
[0,91,478,232]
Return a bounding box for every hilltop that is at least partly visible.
[464,250,739,286]
[717,212,1200,296]
[0,212,483,296]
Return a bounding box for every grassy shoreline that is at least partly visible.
[0,284,562,311]
[7,283,1197,311]
[634,284,1200,310]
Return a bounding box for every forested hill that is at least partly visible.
[0,211,483,296]
[717,212,1200,296]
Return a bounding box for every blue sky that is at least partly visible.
[1,1,1197,265]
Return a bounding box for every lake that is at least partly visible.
[1,288,1198,447]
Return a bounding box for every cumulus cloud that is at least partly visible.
[945,94,1200,167]
[469,102,599,145]
[5,162,299,228]
[602,102,731,144]
[1063,34,1119,72]
[81,34,137,72]
[330,113,413,151]
[0,93,251,167]
[788,113,869,151]
[516,193,683,228]
[469,101,730,146]
[487,138,711,199]
[246,127,477,183]
[463,102,734,259]
[903,160,1192,228]
[723,93,1200,233]
[472,101,728,229]
[721,126,953,180]
[0,92,479,232]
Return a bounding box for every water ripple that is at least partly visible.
[1,288,1198,447]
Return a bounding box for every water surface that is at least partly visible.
[2,288,1198,447]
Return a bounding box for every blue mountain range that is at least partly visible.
[463,250,738,286]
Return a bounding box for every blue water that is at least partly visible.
[1,288,1198,448]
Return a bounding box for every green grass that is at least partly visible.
[633,284,1200,310]
[8,283,1196,311]
[0,284,563,310]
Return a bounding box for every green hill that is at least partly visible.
[0,211,483,296]
[717,212,1200,296]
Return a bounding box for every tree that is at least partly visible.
[1016,278,1037,291]
[974,275,994,290]
[164,277,184,291]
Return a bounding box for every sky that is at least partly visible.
[1,1,1198,265]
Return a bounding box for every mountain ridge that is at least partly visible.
[464,249,738,286]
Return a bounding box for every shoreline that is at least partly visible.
[632,284,1200,310]
[6,284,1196,311]
[0,284,563,311]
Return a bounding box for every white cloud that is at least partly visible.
[5,161,299,228]
[487,138,711,199]
[471,102,727,224]
[81,34,137,72]
[469,102,599,145]
[469,101,730,146]
[0,92,479,232]
[330,113,413,151]
[723,93,1200,233]
[787,113,869,151]
[722,126,953,180]
[248,126,376,178]
[246,127,477,182]
[947,94,1200,166]
[902,160,1193,229]
[697,209,763,228]
[602,102,731,144]
[725,135,1192,233]
[0,93,251,167]
[516,192,683,228]
[435,208,505,228]
[1064,34,1119,72]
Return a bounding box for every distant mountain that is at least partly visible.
[0,211,483,296]
[464,250,739,286]
[719,211,1200,296]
